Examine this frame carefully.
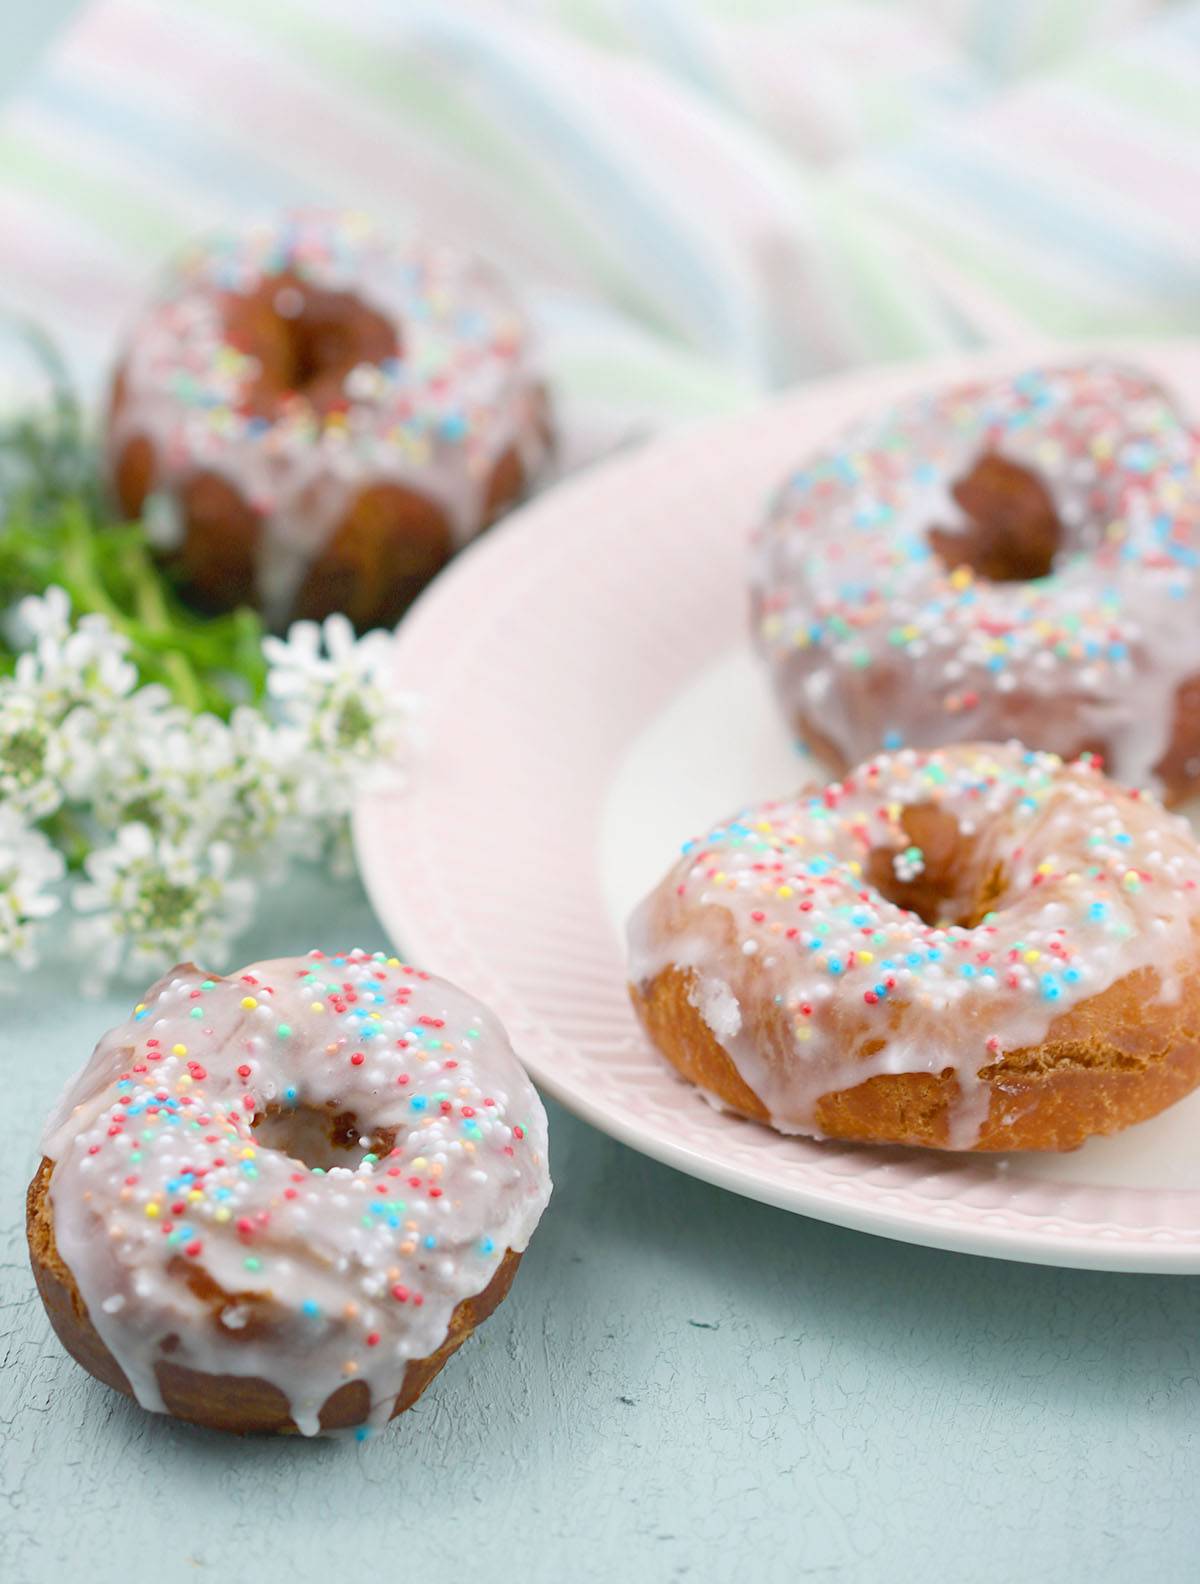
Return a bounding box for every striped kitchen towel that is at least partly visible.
[0,0,1198,463]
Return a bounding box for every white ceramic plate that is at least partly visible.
[356,340,1200,1272]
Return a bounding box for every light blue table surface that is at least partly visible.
[2,9,1199,1582]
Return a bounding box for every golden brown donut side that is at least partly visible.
[27,1157,522,1434]
[630,957,1200,1152]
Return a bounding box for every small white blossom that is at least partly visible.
[8,584,71,648]
[0,684,67,819]
[221,706,309,868]
[0,588,417,987]
[73,823,256,987]
[86,705,236,844]
[14,589,139,717]
[0,806,64,970]
[265,614,415,819]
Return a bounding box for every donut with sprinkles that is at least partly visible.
[28,950,551,1436]
[108,210,552,630]
[752,363,1200,801]
[629,743,1200,1150]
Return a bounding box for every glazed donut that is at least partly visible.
[628,743,1200,1151]
[108,210,552,630]
[28,950,550,1436]
[751,363,1200,801]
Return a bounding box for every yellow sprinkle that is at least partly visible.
[144,1203,160,1218]
[1036,861,1054,875]
[847,860,862,876]
[241,1147,257,1160]
[241,996,258,1010]
[796,1026,812,1042]
[950,567,972,590]
[215,1208,231,1223]
[776,885,793,899]
[1024,950,1040,963]
[311,1001,325,1013]
[188,1189,203,1202]
[171,1043,187,1056]
[387,957,400,967]
[859,951,874,966]
[177,1074,192,1088]
[134,1003,146,1014]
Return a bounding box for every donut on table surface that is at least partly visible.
[28,950,551,1436]
[108,210,552,630]
[628,743,1200,1152]
[752,363,1200,801]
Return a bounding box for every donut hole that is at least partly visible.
[224,271,401,417]
[928,453,1062,583]
[251,1103,396,1172]
[865,802,1006,928]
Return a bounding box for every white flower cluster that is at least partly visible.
[0,590,416,987]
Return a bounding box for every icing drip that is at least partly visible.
[42,949,551,1436]
[751,363,1200,794]
[109,210,551,626]
[628,743,1200,1147]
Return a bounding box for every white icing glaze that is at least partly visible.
[752,363,1200,794]
[628,743,1200,1148]
[42,950,551,1436]
[108,210,551,625]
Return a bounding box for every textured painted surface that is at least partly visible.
[2,870,1199,1583]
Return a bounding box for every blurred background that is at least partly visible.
[3,0,1200,469]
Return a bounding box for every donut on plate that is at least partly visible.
[28,950,551,1436]
[108,210,552,630]
[751,363,1200,801]
[628,743,1200,1151]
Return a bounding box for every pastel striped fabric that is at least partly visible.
[1,0,1199,462]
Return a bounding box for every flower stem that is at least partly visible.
[41,806,92,871]
[119,541,206,714]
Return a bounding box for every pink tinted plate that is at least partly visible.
[356,340,1200,1272]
